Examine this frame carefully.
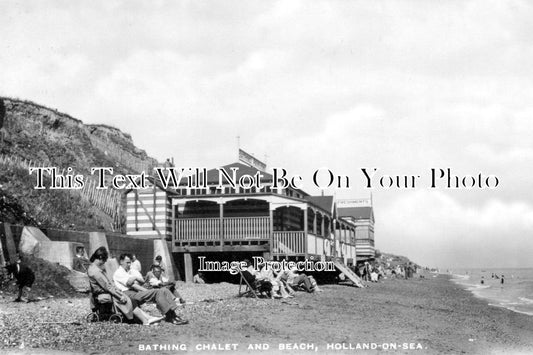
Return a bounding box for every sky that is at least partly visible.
[1,0,532,269]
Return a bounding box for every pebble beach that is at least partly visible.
[2,273,533,355]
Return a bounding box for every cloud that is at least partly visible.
[379,190,533,268]
[1,0,533,267]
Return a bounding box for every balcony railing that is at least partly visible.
[272,231,305,255]
[224,216,270,239]
[175,217,220,240]
[175,217,330,257]
[175,216,270,241]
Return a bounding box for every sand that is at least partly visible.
[1,272,533,354]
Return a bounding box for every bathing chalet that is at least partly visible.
[125,153,375,281]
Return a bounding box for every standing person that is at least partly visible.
[87,247,163,325]
[501,275,505,286]
[113,254,188,325]
[131,254,142,274]
[407,263,413,279]
[5,255,35,302]
[363,262,371,281]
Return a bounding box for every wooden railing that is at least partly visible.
[175,217,334,257]
[175,217,220,240]
[224,216,270,239]
[272,231,305,255]
[175,216,270,241]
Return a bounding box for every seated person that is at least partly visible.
[258,262,287,299]
[113,253,188,325]
[145,265,186,304]
[87,247,163,325]
[287,267,315,293]
[193,272,205,284]
[72,246,91,273]
[151,255,165,272]
[131,254,142,273]
[242,259,272,297]
[274,267,296,296]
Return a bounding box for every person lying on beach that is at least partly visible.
[113,253,188,325]
[87,247,164,325]
[286,267,315,293]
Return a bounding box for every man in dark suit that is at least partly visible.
[4,255,35,302]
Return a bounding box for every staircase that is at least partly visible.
[333,259,364,288]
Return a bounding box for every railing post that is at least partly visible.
[304,208,308,259]
[219,201,224,243]
[171,202,175,247]
[269,206,274,258]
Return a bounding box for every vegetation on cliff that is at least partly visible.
[0,97,158,231]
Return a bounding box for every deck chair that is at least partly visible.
[238,270,272,298]
[86,283,124,323]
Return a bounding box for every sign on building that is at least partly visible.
[337,198,372,207]
[238,148,267,172]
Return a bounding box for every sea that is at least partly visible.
[449,268,533,316]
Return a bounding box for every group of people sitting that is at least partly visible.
[242,259,320,299]
[87,247,189,326]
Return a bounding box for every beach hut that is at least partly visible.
[337,199,376,261]
[124,178,178,240]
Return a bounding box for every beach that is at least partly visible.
[2,273,533,355]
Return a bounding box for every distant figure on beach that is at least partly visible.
[481,276,484,285]
[4,255,35,302]
[501,275,504,285]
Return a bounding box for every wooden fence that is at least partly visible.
[0,154,123,231]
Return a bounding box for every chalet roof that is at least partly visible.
[204,162,273,185]
[305,195,334,214]
[338,206,373,220]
